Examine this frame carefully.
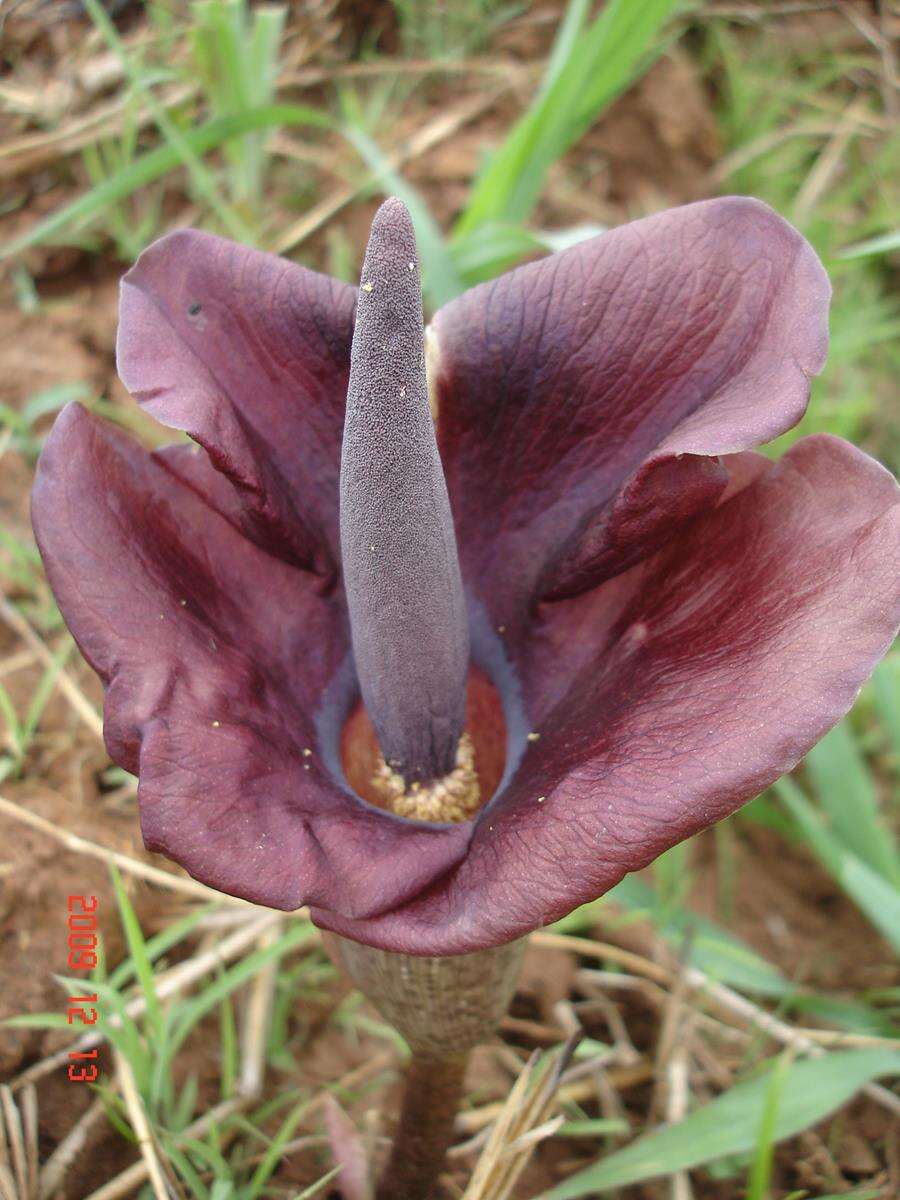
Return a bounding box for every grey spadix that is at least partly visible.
[339,198,469,785]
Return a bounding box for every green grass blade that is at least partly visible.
[745,1049,793,1200]
[191,6,229,117]
[2,104,333,259]
[340,125,464,308]
[839,229,900,259]
[558,1119,630,1138]
[872,657,900,761]
[218,991,238,1100]
[81,0,254,243]
[22,383,91,424]
[0,404,32,439]
[811,1192,881,1200]
[170,1071,199,1130]
[168,920,317,1059]
[95,1085,139,1143]
[191,0,286,211]
[542,1050,900,1198]
[0,682,24,759]
[23,641,74,745]
[4,1012,72,1030]
[607,875,791,997]
[107,904,214,990]
[803,722,900,885]
[182,1134,233,1176]
[249,7,288,101]
[162,1140,209,1199]
[775,776,900,954]
[450,221,547,285]
[456,0,674,233]
[295,1166,341,1199]
[246,1096,314,1200]
[539,0,591,94]
[60,975,151,1084]
[784,992,898,1038]
[109,863,164,1040]
[605,874,894,1033]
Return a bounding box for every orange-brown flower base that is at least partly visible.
[341,667,506,822]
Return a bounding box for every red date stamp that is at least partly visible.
[66,895,100,1082]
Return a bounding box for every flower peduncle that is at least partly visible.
[340,197,470,787]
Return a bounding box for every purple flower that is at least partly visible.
[32,197,900,955]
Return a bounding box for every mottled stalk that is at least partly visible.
[325,934,525,1199]
[375,1051,467,1200]
[339,197,469,783]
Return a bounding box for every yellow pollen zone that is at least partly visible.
[372,733,480,823]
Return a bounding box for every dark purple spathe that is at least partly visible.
[31,404,470,919]
[321,434,900,951]
[340,199,469,783]
[31,196,900,955]
[114,225,357,572]
[431,196,832,615]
